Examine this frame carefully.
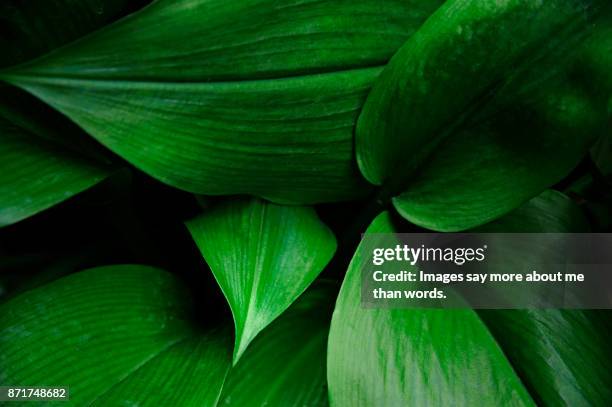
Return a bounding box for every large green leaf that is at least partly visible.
[327,212,534,406]
[0,265,232,406]
[0,0,446,204]
[476,191,612,406]
[355,0,609,230]
[0,0,139,227]
[218,281,335,407]
[357,0,608,185]
[0,115,110,227]
[392,80,606,231]
[187,197,336,363]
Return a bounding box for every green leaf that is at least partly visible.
[0,265,232,406]
[187,197,336,363]
[475,189,590,233]
[0,0,445,204]
[327,212,534,406]
[0,0,135,228]
[391,80,606,231]
[354,0,609,230]
[357,0,608,185]
[0,0,146,68]
[476,191,612,406]
[218,281,335,407]
[578,7,612,117]
[0,115,110,227]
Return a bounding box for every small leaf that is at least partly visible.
[187,197,336,363]
[477,191,612,406]
[1,0,446,203]
[327,212,534,406]
[0,265,232,406]
[218,281,335,407]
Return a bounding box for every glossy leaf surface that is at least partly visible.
[392,80,606,231]
[327,212,534,406]
[0,265,232,406]
[2,0,445,203]
[477,191,612,406]
[187,197,336,362]
[354,0,609,230]
[357,0,608,185]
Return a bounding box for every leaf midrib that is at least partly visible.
[0,64,383,89]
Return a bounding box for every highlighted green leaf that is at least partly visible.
[1,0,445,203]
[327,212,534,406]
[356,0,610,230]
[477,191,612,406]
[187,197,336,363]
[0,265,232,406]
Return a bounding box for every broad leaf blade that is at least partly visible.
[356,0,608,186]
[187,197,336,363]
[477,191,612,406]
[1,0,445,203]
[392,82,606,231]
[327,212,534,406]
[94,335,231,406]
[0,265,232,406]
[218,282,335,407]
[0,116,110,227]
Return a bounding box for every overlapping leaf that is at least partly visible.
[477,190,612,406]
[392,80,606,231]
[187,197,336,363]
[219,282,335,407]
[1,0,446,204]
[356,0,611,230]
[327,212,534,406]
[0,113,110,227]
[0,0,141,227]
[0,265,232,406]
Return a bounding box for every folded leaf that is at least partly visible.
[218,281,335,407]
[187,197,336,363]
[0,115,110,227]
[327,212,534,406]
[477,191,612,406]
[0,265,232,406]
[1,0,445,203]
